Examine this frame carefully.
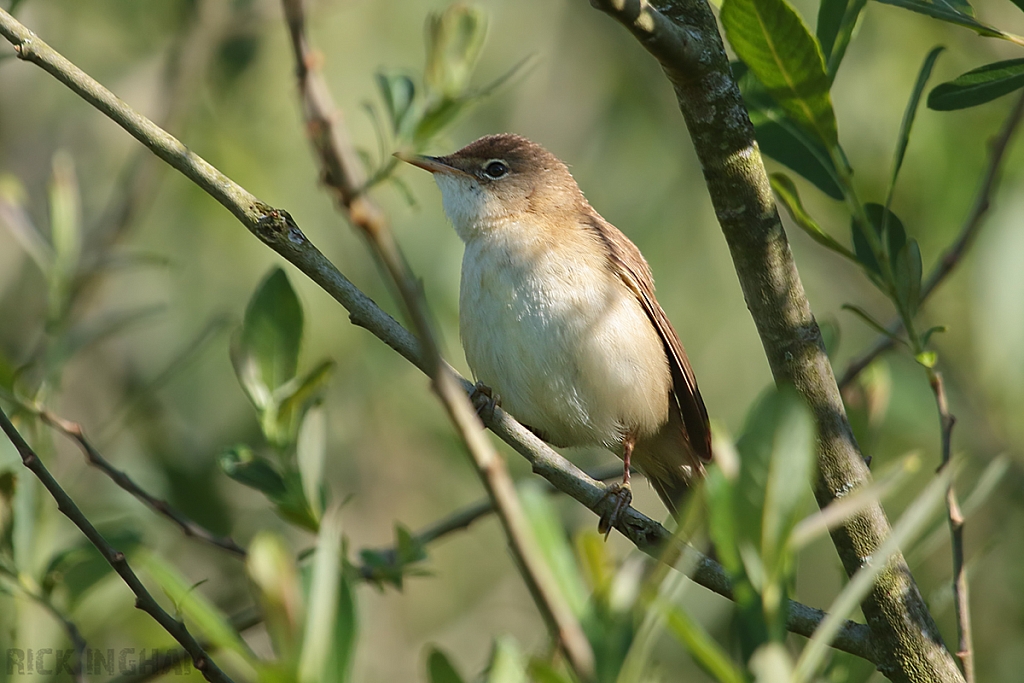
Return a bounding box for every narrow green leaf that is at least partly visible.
[722,0,839,147]
[921,325,946,346]
[0,173,53,273]
[888,46,944,200]
[299,507,356,683]
[761,390,816,570]
[816,0,849,59]
[770,173,855,259]
[427,648,466,683]
[874,0,1019,40]
[140,553,257,665]
[42,528,142,607]
[248,532,303,661]
[928,58,1024,110]
[219,446,288,497]
[661,602,746,683]
[235,268,304,405]
[296,406,327,521]
[851,222,882,277]
[47,151,82,320]
[519,483,588,616]
[823,0,867,78]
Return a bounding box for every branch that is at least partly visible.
[929,370,973,682]
[0,406,235,683]
[279,1,595,677]
[0,7,873,663]
[592,1,961,680]
[17,400,247,558]
[838,89,1024,391]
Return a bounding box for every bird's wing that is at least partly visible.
[583,212,713,463]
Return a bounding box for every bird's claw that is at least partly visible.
[597,481,632,539]
[469,382,501,421]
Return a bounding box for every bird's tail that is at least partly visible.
[633,403,707,516]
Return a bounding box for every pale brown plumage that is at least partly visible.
[401,133,711,515]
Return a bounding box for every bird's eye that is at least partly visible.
[483,160,509,179]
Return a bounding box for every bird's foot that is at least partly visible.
[469,382,501,421]
[597,481,632,539]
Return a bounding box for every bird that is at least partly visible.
[398,133,711,529]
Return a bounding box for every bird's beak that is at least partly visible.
[394,152,463,176]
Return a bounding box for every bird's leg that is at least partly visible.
[598,433,636,538]
[469,381,501,421]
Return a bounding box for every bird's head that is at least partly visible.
[398,134,584,241]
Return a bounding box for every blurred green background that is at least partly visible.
[1,0,1023,680]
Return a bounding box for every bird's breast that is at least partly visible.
[459,225,672,450]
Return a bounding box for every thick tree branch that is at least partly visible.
[838,90,1024,390]
[0,407,234,683]
[0,7,872,663]
[591,1,961,680]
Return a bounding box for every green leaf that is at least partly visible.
[873,0,1019,40]
[761,390,816,573]
[414,97,469,145]
[888,47,944,198]
[296,406,327,521]
[928,58,1024,111]
[484,637,528,683]
[661,602,746,683]
[140,552,257,665]
[427,648,466,683]
[893,239,923,317]
[820,0,868,78]
[921,325,947,346]
[219,445,288,498]
[47,151,82,321]
[0,173,53,274]
[770,173,855,258]
[248,532,303,660]
[722,0,839,147]
[424,4,488,99]
[233,268,304,409]
[519,483,588,616]
[376,71,416,135]
[299,508,357,683]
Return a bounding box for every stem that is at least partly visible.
[929,370,974,683]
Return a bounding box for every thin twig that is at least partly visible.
[279,1,597,677]
[0,406,235,683]
[838,90,1024,390]
[0,8,874,663]
[930,370,973,682]
[23,401,248,558]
